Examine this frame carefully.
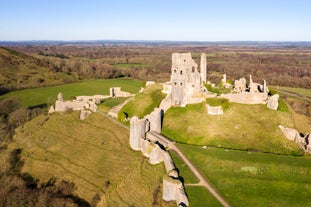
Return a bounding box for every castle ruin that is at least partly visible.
[129,108,189,207]
[170,53,207,106]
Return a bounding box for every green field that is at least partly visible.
[97,97,129,113]
[186,186,223,207]
[162,102,302,155]
[118,84,166,121]
[176,144,311,207]
[274,86,311,98]
[1,78,141,108]
[170,151,223,207]
[112,63,153,68]
[9,112,175,207]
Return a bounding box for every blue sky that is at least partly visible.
[1,0,310,41]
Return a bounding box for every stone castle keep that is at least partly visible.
[171,53,207,106]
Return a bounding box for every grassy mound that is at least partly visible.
[97,97,128,113]
[163,102,302,155]
[118,84,166,122]
[11,112,174,207]
[177,144,311,207]
[1,78,141,108]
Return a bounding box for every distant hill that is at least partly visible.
[0,46,74,94]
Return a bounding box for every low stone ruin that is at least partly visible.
[109,87,133,97]
[233,78,247,93]
[221,74,231,88]
[49,87,134,120]
[205,104,223,115]
[279,125,311,152]
[129,108,189,206]
[220,75,272,105]
[267,94,279,110]
[49,92,98,116]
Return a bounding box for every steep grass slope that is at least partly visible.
[118,84,166,122]
[163,102,301,155]
[11,112,174,207]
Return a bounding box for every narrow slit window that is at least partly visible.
[180,70,183,75]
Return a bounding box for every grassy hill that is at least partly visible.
[0,46,74,93]
[118,84,166,122]
[7,111,175,207]
[163,102,302,155]
[1,78,141,108]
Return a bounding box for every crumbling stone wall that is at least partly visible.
[267,94,279,110]
[170,53,206,107]
[129,108,189,206]
[109,87,133,97]
[279,125,311,152]
[220,92,268,104]
[52,92,98,113]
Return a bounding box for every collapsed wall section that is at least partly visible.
[129,108,189,206]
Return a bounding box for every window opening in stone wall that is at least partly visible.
[192,67,195,72]
[174,82,177,85]
[174,69,176,73]
[184,59,186,62]
[180,70,183,75]
[180,82,183,86]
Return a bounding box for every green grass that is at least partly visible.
[10,112,175,207]
[118,84,166,122]
[206,98,230,110]
[98,97,128,113]
[163,102,302,155]
[170,151,198,184]
[205,84,231,96]
[1,78,141,108]
[278,97,289,112]
[186,186,223,207]
[275,86,311,98]
[112,63,153,68]
[177,144,311,207]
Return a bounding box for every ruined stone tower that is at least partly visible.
[170,53,206,106]
[200,53,207,84]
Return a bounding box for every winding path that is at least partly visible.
[148,131,231,207]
